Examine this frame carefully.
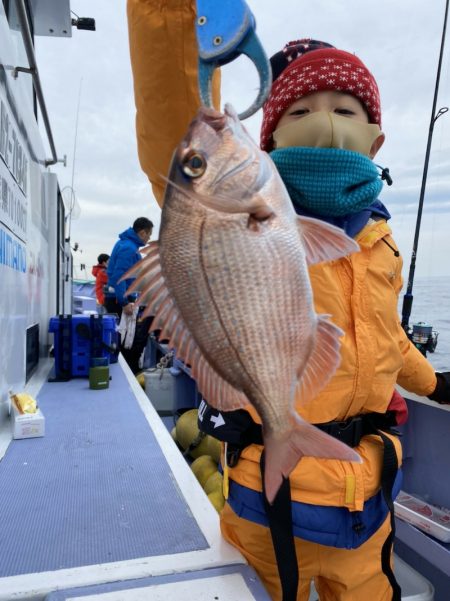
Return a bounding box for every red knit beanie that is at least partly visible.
[260,40,381,151]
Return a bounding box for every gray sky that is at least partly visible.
[36,0,450,281]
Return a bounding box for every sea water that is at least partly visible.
[399,275,450,372]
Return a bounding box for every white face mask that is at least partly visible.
[272,111,383,157]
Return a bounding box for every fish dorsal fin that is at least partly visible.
[295,314,343,407]
[124,246,249,412]
[297,215,360,265]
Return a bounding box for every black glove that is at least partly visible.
[428,372,450,404]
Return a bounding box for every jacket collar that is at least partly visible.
[356,218,392,249]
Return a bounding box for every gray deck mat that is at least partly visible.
[0,364,207,577]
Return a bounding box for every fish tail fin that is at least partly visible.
[263,416,361,504]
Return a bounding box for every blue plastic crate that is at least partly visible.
[49,315,118,378]
[49,315,72,380]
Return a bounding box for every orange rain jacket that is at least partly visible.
[127,0,437,512]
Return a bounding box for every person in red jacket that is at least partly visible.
[91,253,109,314]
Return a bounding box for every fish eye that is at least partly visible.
[182,152,206,178]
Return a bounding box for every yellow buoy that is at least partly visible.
[206,436,222,463]
[191,455,217,488]
[175,409,210,459]
[204,470,223,496]
[208,489,225,512]
[136,372,145,389]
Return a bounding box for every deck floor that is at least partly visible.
[0,363,207,577]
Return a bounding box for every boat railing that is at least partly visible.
[12,0,65,167]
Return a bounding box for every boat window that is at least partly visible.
[4,0,34,108]
[26,323,39,381]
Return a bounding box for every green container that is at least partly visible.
[89,366,110,390]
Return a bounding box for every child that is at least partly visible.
[127,3,447,599]
[91,253,109,314]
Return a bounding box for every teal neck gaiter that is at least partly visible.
[270,146,383,217]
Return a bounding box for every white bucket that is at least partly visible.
[395,556,434,601]
[144,369,174,415]
[308,554,434,600]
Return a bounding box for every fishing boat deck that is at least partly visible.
[0,351,448,599]
[394,388,450,596]
[0,357,270,601]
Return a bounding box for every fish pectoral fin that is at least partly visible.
[263,416,362,505]
[296,315,344,407]
[297,215,360,265]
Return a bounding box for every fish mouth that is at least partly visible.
[195,106,228,131]
[188,104,240,137]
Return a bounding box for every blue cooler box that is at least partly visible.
[49,314,118,379]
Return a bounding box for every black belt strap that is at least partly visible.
[260,451,298,601]
[378,431,402,601]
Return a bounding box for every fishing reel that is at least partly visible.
[405,322,439,357]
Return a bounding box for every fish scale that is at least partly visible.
[197,218,310,427]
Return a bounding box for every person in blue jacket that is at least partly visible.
[105,217,153,372]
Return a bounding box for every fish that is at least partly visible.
[125,104,362,504]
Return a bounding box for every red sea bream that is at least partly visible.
[126,104,362,503]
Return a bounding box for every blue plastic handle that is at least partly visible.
[195,0,272,120]
[196,0,254,61]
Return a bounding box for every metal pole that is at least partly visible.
[70,79,83,201]
[14,0,59,166]
[401,0,449,331]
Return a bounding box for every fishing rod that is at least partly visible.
[401,0,449,356]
